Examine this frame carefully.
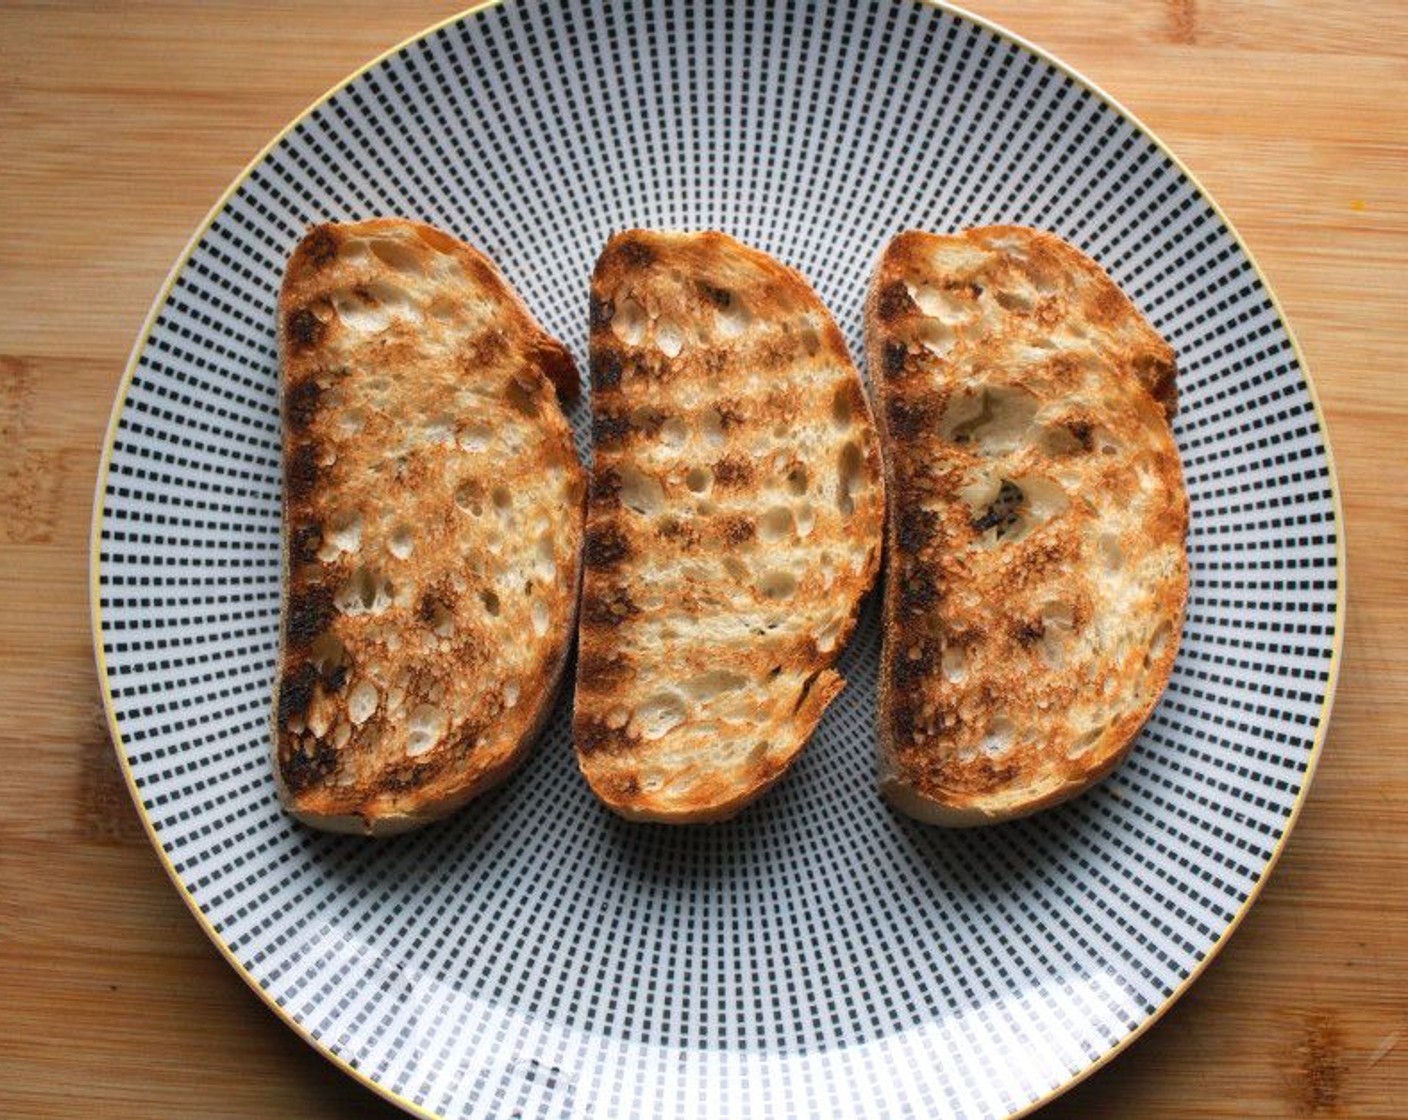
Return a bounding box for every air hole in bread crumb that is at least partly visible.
[612,296,648,346]
[815,614,843,653]
[683,669,748,702]
[943,385,1039,453]
[795,503,816,538]
[701,407,726,445]
[758,570,797,601]
[685,466,712,494]
[1067,726,1103,759]
[348,679,379,725]
[369,237,426,276]
[389,525,414,560]
[1100,532,1124,570]
[635,692,686,740]
[618,466,665,514]
[424,599,454,638]
[531,598,550,636]
[995,288,1033,313]
[331,288,390,333]
[723,556,748,582]
[915,316,955,357]
[488,485,511,512]
[786,464,809,496]
[941,643,966,682]
[506,377,539,419]
[310,632,347,677]
[458,422,492,451]
[660,417,688,447]
[481,588,500,617]
[406,704,446,757]
[837,441,865,517]
[336,566,393,615]
[759,506,795,543]
[716,297,750,339]
[831,386,853,429]
[455,481,484,517]
[1145,620,1172,667]
[656,318,684,357]
[535,533,556,581]
[320,510,363,559]
[980,717,1016,757]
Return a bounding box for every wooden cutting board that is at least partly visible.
[1,2,1404,1116]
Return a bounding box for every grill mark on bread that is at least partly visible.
[291,523,322,564]
[301,225,339,268]
[577,652,634,689]
[886,396,935,441]
[278,662,318,725]
[720,514,755,546]
[711,455,754,488]
[897,506,939,552]
[697,280,732,308]
[286,443,319,502]
[280,734,340,795]
[876,281,912,321]
[286,378,321,430]
[883,340,910,380]
[589,294,614,331]
[591,348,623,391]
[592,412,632,448]
[615,237,656,268]
[584,524,630,569]
[582,585,640,627]
[285,307,325,352]
[574,719,617,757]
[285,584,334,648]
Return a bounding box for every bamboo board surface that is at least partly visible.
[1,2,1404,1116]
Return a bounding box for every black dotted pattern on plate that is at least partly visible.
[96,2,1338,1117]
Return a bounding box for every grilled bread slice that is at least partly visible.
[867,226,1187,826]
[575,230,885,822]
[273,219,585,835]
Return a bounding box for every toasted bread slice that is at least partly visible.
[866,226,1187,826]
[272,219,585,835]
[574,230,885,822]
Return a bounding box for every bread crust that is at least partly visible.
[272,219,585,835]
[574,230,885,822]
[866,226,1188,826]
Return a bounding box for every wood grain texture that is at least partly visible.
[0,1,1403,1116]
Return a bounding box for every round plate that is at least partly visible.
[92,2,1343,1117]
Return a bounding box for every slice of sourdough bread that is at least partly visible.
[867,226,1187,826]
[273,218,585,835]
[574,230,885,822]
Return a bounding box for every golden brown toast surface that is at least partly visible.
[867,226,1187,825]
[273,219,585,834]
[575,230,885,822]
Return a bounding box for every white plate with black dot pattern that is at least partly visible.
[92,1,1344,1117]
